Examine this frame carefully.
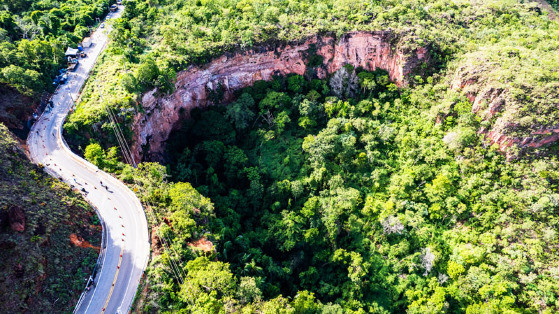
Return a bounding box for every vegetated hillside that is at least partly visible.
[66,0,559,158]
[0,124,100,312]
[65,0,559,312]
[129,69,559,313]
[0,0,114,133]
[548,0,559,11]
[130,30,431,162]
[0,83,37,137]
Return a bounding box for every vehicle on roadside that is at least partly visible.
[67,60,79,72]
[54,73,68,86]
[82,37,92,48]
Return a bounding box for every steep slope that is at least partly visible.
[133,31,430,161]
[0,124,100,312]
[0,83,39,137]
[450,34,559,155]
[61,0,559,312]
[66,0,559,161]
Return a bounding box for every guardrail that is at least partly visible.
[30,106,110,314]
[73,204,107,314]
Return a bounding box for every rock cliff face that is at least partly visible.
[8,205,25,233]
[451,66,559,155]
[0,83,38,138]
[132,31,430,161]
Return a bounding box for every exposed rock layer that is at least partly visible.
[132,31,430,161]
[451,67,559,155]
[8,205,25,233]
[0,83,38,138]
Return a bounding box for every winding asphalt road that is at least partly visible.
[27,6,150,314]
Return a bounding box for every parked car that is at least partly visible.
[67,60,79,72]
[82,37,92,48]
[59,74,68,84]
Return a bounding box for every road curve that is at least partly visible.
[27,6,150,314]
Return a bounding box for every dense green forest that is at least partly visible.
[84,68,559,312]
[65,0,559,312]
[128,69,559,312]
[0,0,112,96]
[66,0,559,157]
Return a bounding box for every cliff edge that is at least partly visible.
[132,31,430,161]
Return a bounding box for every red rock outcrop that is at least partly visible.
[132,31,430,161]
[452,66,559,154]
[0,83,39,138]
[8,205,25,232]
[188,237,215,253]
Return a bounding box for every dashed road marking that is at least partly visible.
[101,247,124,313]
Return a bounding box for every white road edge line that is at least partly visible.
[84,198,110,314]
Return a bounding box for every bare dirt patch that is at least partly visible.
[70,233,100,252]
[188,237,215,253]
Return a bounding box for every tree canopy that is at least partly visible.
[119,67,559,312]
[59,0,559,312]
[0,0,113,97]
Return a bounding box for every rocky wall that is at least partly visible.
[132,31,430,161]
